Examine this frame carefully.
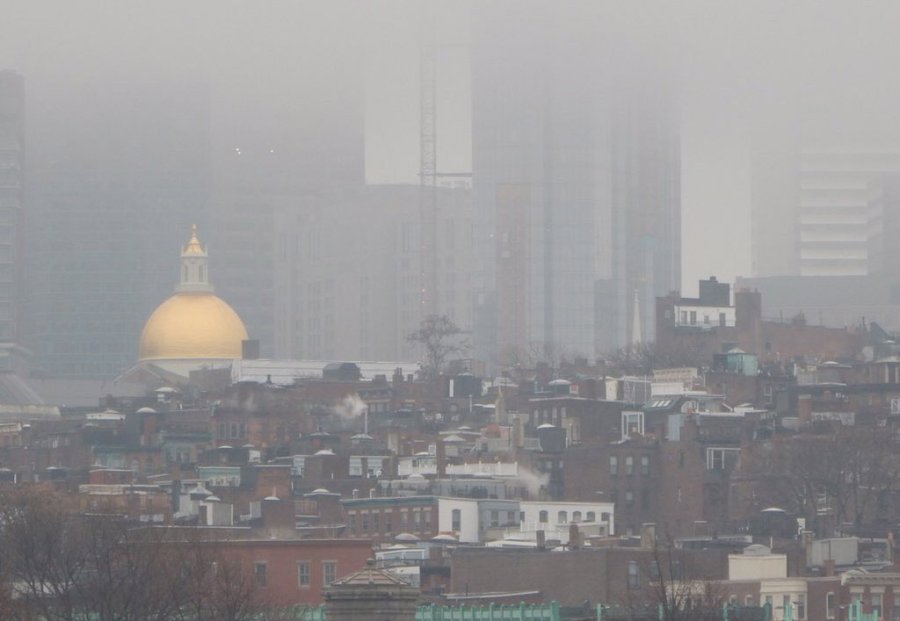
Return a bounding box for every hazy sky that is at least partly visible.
[3,1,900,294]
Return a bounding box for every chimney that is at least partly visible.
[435,440,447,477]
[261,497,295,537]
[641,523,657,549]
[802,530,815,566]
[798,394,813,424]
[569,523,583,550]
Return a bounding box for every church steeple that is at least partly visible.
[631,288,642,346]
[177,225,214,293]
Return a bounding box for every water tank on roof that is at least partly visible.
[536,424,566,453]
[452,373,482,398]
[323,362,362,382]
[548,379,571,396]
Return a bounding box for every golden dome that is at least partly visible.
[139,292,248,361]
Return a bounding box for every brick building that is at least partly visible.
[341,495,438,544]
[656,278,863,365]
[449,545,730,607]
[213,538,373,607]
[564,406,756,537]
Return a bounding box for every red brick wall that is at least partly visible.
[218,539,372,607]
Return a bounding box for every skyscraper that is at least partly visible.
[751,142,900,278]
[272,184,473,363]
[24,80,210,379]
[471,4,680,364]
[0,70,26,371]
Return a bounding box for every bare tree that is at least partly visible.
[612,531,726,621]
[0,487,305,621]
[741,425,900,534]
[605,340,707,376]
[407,314,468,380]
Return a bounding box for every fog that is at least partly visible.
[3,0,900,369]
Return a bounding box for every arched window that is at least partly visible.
[586,511,596,522]
[572,511,582,523]
[558,511,567,524]
[539,510,548,523]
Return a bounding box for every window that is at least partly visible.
[640,456,650,476]
[690,310,697,325]
[372,512,379,532]
[746,595,755,606]
[361,512,369,531]
[625,456,634,475]
[298,561,310,587]
[609,456,619,475]
[254,562,267,586]
[507,510,517,525]
[797,594,806,620]
[451,508,461,531]
[539,510,548,523]
[558,511,567,524]
[322,561,337,585]
[706,447,739,470]
[719,312,726,327]
[782,595,790,613]
[870,593,881,619]
[826,593,835,619]
[627,561,640,588]
[586,511,596,522]
[572,511,582,522]
[622,412,644,439]
[625,491,634,506]
[490,510,499,528]
[348,513,357,533]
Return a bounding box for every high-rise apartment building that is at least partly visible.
[471,4,680,363]
[752,145,900,277]
[0,70,26,371]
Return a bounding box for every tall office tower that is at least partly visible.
[24,81,210,379]
[272,184,473,362]
[471,4,680,364]
[0,71,26,371]
[209,44,365,358]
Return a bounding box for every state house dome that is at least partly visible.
[138,226,248,363]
